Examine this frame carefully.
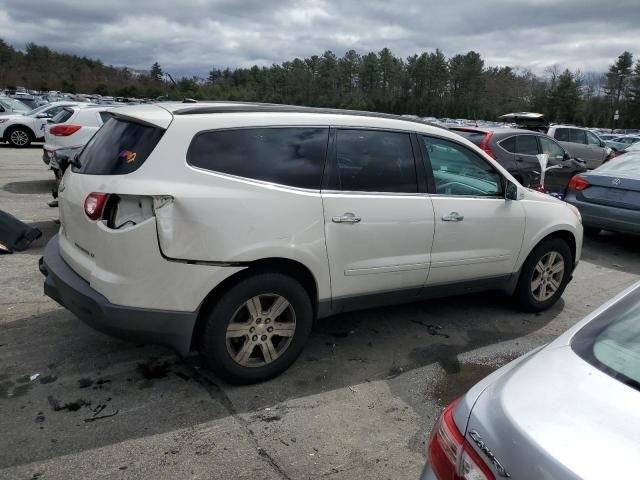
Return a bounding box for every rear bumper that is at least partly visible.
[41,234,197,355]
[566,196,640,234]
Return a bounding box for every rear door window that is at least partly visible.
[515,135,540,155]
[75,118,164,175]
[188,127,329,190]
[569,129,587,144]
[499,136,516,153]
[329,129,417,193]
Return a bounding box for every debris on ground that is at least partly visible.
[29,373,40,381]
[411,320,450,338]
[47,395,90,412]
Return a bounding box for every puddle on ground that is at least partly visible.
[433,363,496,407]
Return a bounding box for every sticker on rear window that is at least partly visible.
[119,150,137,163]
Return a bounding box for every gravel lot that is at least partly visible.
[1,144,639,480]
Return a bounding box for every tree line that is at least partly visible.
[1,38,638,128]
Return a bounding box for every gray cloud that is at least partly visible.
[0,0,638,77]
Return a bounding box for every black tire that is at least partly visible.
[583,226,601,237]
[515,237,573,312]
[199,272,313,384]
[6,126,33,148]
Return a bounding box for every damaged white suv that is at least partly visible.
[41,102,583,383]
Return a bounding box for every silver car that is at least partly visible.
[421,281,640,479]
[547,125,610,169]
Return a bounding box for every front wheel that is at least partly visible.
[515,238,573,312]
[7,127,33,148]
[199,273,313,384]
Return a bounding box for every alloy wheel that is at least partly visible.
[225,294,296,367]
[530,251,564,301]
[10,130,29,147]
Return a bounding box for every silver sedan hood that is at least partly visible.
[465,343,640,479]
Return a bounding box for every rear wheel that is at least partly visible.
[515,238,572,312]
[6,127,33,148]
[199,273,312,384]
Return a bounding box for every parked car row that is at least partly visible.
[449,126,587,194]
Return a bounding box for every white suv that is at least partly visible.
[41,103,583,383]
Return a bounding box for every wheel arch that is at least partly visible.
[508,228,578,295]
[190,257,319,351]
[6,123,36,138]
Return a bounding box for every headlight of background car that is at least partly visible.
[567,203,582,224]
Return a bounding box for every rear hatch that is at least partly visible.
[58,105,170,282]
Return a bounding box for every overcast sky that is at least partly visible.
[1,0,638,77]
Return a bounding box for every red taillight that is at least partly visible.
[84,192,109,220]
[567,176,590,191]
[50,125,81,136]
[479,132,496,159]
[427,399,495,480]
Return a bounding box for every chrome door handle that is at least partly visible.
[442,212,464,222]
[332,212,361,224]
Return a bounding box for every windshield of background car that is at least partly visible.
[572,286,640,392]
[75,117,164,175]
[593,154,640,177]
[0,98,30,112]
[25,104,51,116]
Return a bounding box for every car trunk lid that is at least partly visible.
[576,173,640,210]
[465,345,640,479]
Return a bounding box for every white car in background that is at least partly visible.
[0,102,81,148]
[43,105,119,166]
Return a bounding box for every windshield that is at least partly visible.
[25,104,51,116]
[593,154,640,177]
[0,97,30,112]
[572,285,640,391]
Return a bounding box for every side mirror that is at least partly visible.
[36,113,50,118]
[505,181,520,201]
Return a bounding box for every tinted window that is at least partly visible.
[515,135,540,155]
[539,136,566,159]
[559,128,587,144]
[499,136,516,153]
[333,129,417,193]
[188,128,328,189]
[422,136,503,196]
[75,118,164,175]
[99,111,112,124]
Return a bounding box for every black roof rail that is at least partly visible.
[172,103,444,129]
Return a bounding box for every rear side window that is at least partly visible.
[188,128,329,189]
[499,136,516,153]
[51,108,74,124]
[75,118,164,175]
[515,135,540,155]
[99,111,112,124]
[330,129,417,193]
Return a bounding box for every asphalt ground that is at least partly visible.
[1,144,638,480]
